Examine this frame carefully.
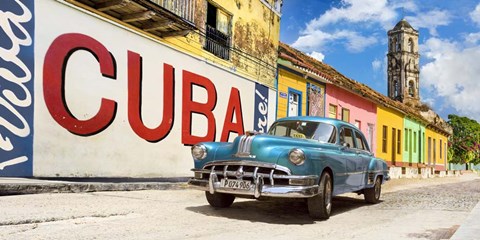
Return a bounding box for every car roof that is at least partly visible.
[275,116,359,130]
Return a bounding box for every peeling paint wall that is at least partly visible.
[163,0,281,88]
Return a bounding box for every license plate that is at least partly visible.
[220,179,252,190]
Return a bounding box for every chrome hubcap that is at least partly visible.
[325,178,332,213]
[375,180,381,199]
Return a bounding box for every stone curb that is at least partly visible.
[0,182,188,196]
[450,201,480,240]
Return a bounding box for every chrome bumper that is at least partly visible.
[188,172,319,198]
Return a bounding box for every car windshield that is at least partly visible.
[268,120,336,143]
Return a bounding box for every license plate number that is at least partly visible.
[220,179,251,190]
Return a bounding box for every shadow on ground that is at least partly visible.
[186,195,373,224]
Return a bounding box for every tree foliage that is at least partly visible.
[447,114,480,165]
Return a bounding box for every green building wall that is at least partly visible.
[403,117,426,165]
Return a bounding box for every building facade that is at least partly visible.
[276,56,327,119]
[376,106,404,166]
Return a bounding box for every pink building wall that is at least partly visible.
[326,85,378,153]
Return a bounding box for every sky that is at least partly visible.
[280,0,480,123]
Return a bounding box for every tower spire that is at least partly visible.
[387,19,420,106]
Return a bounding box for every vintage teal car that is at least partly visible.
[188,117,389,219]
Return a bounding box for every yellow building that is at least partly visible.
[425,127,448,171]
[276,58,327,119]
[67,0,281,88]
[375,106,404,166]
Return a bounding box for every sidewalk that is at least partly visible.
[450,201,480,240]
[0,177,189,196]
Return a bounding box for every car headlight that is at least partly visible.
[288,148,305,165]
[191,144,207,160]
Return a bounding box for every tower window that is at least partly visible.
[394,80,399,97]
[408,81,415,97]
[392,37,398,52]
[408,38,414,53]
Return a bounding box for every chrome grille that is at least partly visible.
[200,161,291,186]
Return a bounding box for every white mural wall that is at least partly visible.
[0,0,276,177]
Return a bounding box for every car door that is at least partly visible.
[353,130,372,190]
[339,127,362,193]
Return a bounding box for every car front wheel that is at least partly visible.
[307,172,332,220]
[364,177,382,204]
[205,191,235,208]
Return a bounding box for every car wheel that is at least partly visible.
[364,177,381,204]
[205,191,235,208]
[307,172,332,220]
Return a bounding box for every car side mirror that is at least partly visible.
[341,142,350,149]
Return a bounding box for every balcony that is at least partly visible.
[69,0,197,37]
[205,25,231,60]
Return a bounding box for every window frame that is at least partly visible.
[382,125,388,153]
[397,129,401,154]
[341,108,350,123]
[328,104,337,119]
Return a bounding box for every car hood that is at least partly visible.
[199,134,333,168]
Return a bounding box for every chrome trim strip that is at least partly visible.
[269,169,274,186]
[188,178,319,198]
[223,165,228,180]
[190,168,317,180]
[202,160,292,175]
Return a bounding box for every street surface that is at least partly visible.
[0,174,479,240]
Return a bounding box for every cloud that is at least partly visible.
[466,32,480,46]
[290,0,419,54]
[308,51,325,62]
[420,37,480,121]
[304,0,398,31]
[470,3,480,25]
[291,30,333,51]
[371,59,382,71]
[406,10,452,36]
[292,30,377,53]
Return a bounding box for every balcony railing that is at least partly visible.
[205,25,231,60]
[149,0,195,24]
[71,0,196,37]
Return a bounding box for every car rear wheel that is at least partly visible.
[205,191,235,208]
[307,172,332,220]
[364,177,381,204]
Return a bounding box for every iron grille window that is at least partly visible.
[205,25,230,60]
[205,2,231,60]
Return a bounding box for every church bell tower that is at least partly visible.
[387,19,420,106]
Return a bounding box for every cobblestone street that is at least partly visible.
[0,173,479,240]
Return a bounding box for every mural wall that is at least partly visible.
[0,0,276,177]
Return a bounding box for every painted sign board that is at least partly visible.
[0,0,34,176]
[0,0,276,177]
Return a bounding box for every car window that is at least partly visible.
[268,120,335,143]
[339,127,355,148]
[312,123,336,143]
[354,131,366,150]
[354,130,371,152]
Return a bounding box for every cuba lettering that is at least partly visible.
[43,33,244,145]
